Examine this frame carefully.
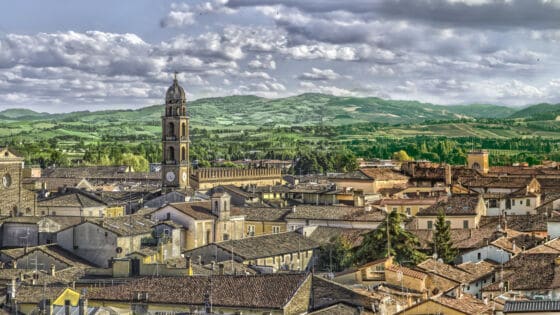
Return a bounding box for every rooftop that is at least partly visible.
[87,273,310,309]
[214,232,319,260]
[417,195,481,216]
[285,205,386,222]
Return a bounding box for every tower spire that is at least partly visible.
[174,71,178,81]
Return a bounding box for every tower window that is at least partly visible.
[181,147,186,161]
[168,147,175,161]
[181,123,186,137]
[168,122,175,137]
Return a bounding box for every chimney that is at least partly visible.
[292,205,296,213]
[12,260,17,269]
[32,272,38,285]
[198,255,202,265]
[445,164,452,186]
[78,292,88,315]
[44,299,52,315]
[7,277,16,303]
[512,240,516,252]
[50,264,56,276]
[455,285,463,298]
[218,263,224,275]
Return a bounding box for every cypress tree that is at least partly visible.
[433,210,458,264]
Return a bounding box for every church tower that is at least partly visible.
[161,73,190,192]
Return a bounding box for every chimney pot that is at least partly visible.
[218,263,224,275]
[50,264,56,276]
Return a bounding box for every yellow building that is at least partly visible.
[467,150,489,174]
[190,167,283,191]
[8,283,82,315]
[416,195,486,230]
[380,198,440,217]
[234,207,290,237]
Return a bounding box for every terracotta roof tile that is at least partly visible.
[87,273,310,309]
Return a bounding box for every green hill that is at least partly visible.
[509,103,560,120]
[0,94,539,130]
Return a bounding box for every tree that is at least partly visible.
[316,236,354,272]
[353,210,426,266]
[433,210,458,264]
[117,153,149,172]
[392,150,414,161]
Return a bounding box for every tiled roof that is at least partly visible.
[88,215,156,237]
[285,205,386,222]
[490,237,523,254]
[459,176,534,189]
[308,303,362,315]
[504,300,560,312]
[432,294,492,314]
[38,191,107,208]
[480,215,547,233]
[87,273,310,309]
[380,198,440,206]
[483,253,560,291]
[456,260,497,280]
[417,259,472,283]
[42,166,159,180]
[360,168,409,181]
[417,195,481,216]
[165,202,216,220]
[311,276,379,311]
[306,226,367,248]
[232,207,290,222]
[524,238,560,254]
[14,285,69,304]
[411,226,497,250]
[386,264,427,280]
[214,232,319,260]
[0,244,93,268]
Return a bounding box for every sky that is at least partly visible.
[2,0,560,112]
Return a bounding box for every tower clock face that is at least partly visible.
[166,171,176,182]
[182,171,187,182]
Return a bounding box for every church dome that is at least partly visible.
[165,74,186,102]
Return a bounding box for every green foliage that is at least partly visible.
[353,211,426,266]
[117,153,149,172]
[392,150,414,161]
[433,210,458,264]
[316,236,354,272]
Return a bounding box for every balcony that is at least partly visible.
[164,136,177,141]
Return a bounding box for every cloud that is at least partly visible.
[248,54,277,70]
[297,68,340,81]
[160,3,196,28]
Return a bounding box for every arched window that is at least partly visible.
[167,107,172,116]
[168,122,175,137]
[168,147,175,161]
[214,200,219,211]
[181,147,186,161]
[181,123,186,137]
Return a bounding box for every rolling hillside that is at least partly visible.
[0,93,520,128]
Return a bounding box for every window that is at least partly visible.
[427,221,433,229]
[392,207,398,212]
[272,226,280,234]
[463,220,469,229]
[477,252,481,260]
[406,208,411,215]
[489,199,498,208]
[520,200,523,205]
[205,230,211,244]
[223,233,229,241]
[248,225,255,236]
[166,212,171,220]
[526,199,531,206]
[512,200,516,206]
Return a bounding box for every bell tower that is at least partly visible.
[161,72,190,192]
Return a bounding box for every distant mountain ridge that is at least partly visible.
[0,93,554,127]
